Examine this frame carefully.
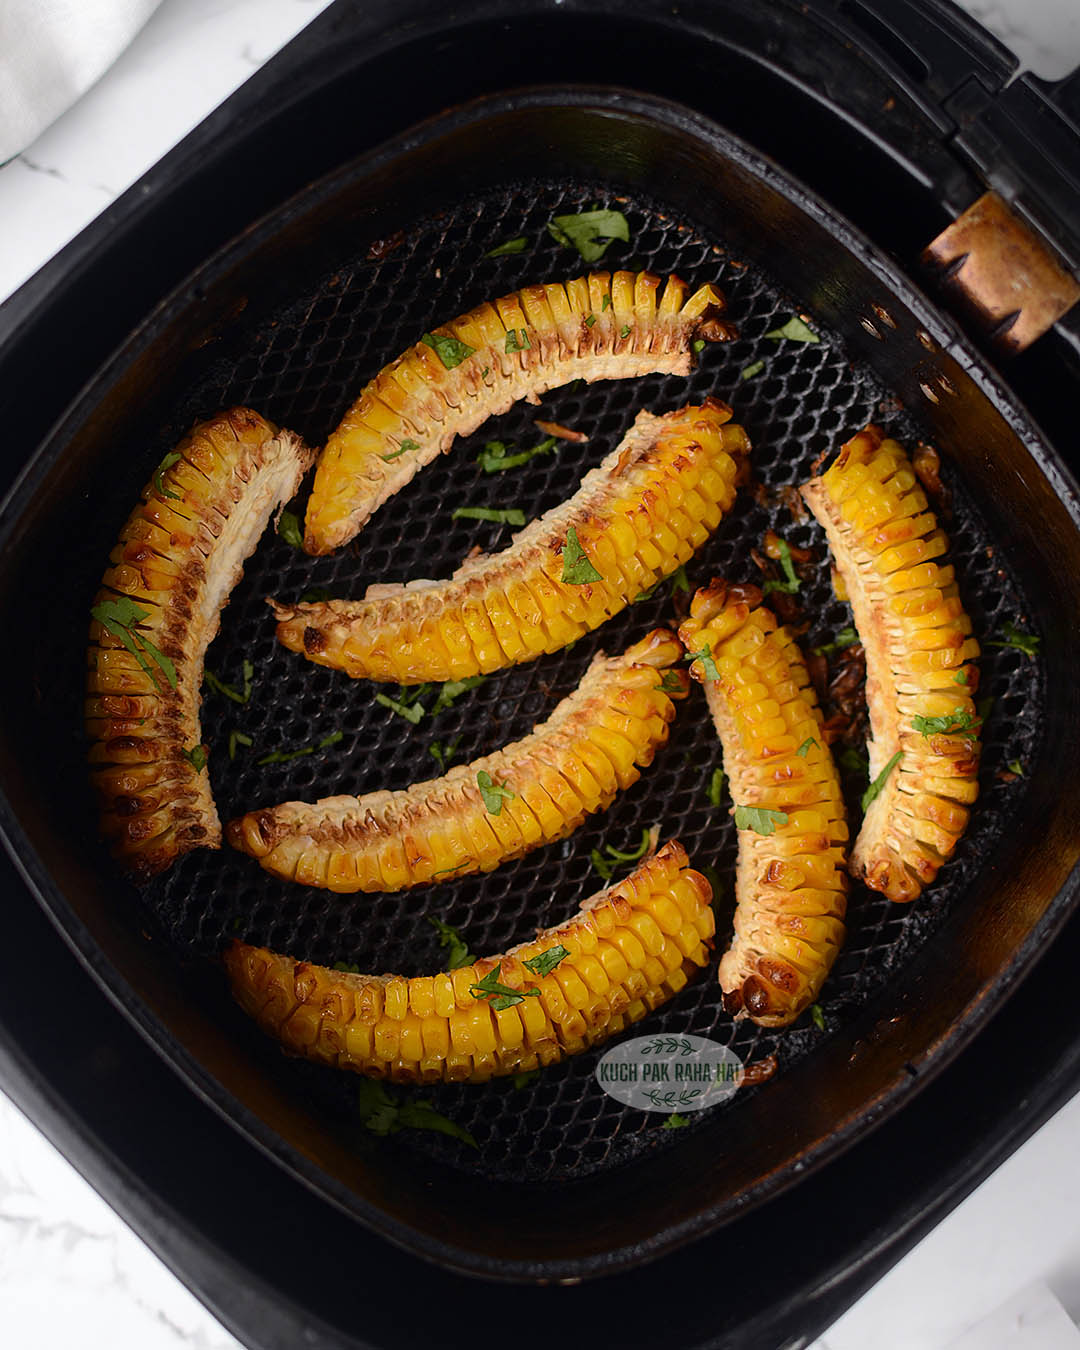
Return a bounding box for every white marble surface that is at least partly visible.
[2,1,1080,1347]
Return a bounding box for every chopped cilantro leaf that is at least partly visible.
[475,435,557,474]
[601,295,611,311]
[277,510,303,549]
[485,236,527,257]
[504,328,531,353]
[153,450,182,501]
[655,670,684,694]
[469,962,539,1011]
[228,730,253,761]
[204,658,254,705]
[421,332,475,369]
[547,209,630,263]
[182,745,207,773]
[692,338,706,355]
[912,708,980,737]
[686,642,720,681]
[662,1113,690,1130]
[477,770,515,815]
[764,315,819,343]
[300,586,334,603]
[513,1070,539,1090]
[431,675,485,714]
[1007,759,1024,777]
[523,945,570,977]
[256,744,314,766]
[91,596,178,692]
[560,526,603,585]
[763,537,800,595]
[584,313,597,328]
[428,736,462,772]
[375,692,425,725]
[333,961,361,974]
[986,621,1039,658]
[670,564,690,593]
[814,627,858,656]
[427,915,473,970]
[739,360,765,381]
[809,1003,825,1031]
[861,750,903,811]
[318,730,344,749]
[619,324,632,339]
[733,805,789,835]
[355,1080,476,1148]
[707,767,726,807]
[796,736,817,758]
[452,506,526,526]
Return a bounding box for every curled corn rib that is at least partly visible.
[679,580,848,1027]
[228,629,688,891]
[223,840,714,1083]
[303,269,735,554]
[801,426,980,902]
[276,399,749,684]
[86,409,313,879]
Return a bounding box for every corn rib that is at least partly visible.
[228,629,687,890]
[86,409,313,879]
[801,426,980,902]
[303,269,735,554]
[679,580,848,1026]
[223,840,714,1083]
[276,399,749,684]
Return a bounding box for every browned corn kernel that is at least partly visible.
[223,840,715,1082]
[228,629,689,890]
[800,426,980,902]
[679,580,849,1027]
[86,409,312,879]
[276,399,750,684]
[303,269,736,554]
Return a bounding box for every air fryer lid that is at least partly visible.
[0,90,1077,1280]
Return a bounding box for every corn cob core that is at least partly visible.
[228,629,688,892]
[801,426,980,902]
[86,409,313,879]
[275,399,750,685]
[303,269,736,554]
[679,581,848,1027]
[224,840,714,1084]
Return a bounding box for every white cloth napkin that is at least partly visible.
[0,0,161,161]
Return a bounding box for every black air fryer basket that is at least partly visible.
[1,0,1079,1344]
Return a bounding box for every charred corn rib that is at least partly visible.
[86,409,313,879]
[303,269,735,554]
[223,840,714,1083]
[276,399,749,684]
[679,581,848,1027]
[801,427,980,902]
[229,630,687,890]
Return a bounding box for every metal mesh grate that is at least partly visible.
[116,179,1040,1182]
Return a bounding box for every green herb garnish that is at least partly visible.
[814,627,858,656]
[486,236,527,257]
[739,360,765,381]
[601,295,612,311]
[584,313,597,328]
[91,596,178,692]
[153,450,182,500]
[452,506,526,526]
[319,731,344,749]
[655,670,684,694]
[953,669,969,685]
[686,642,719,681]
[691,339,705,355]
[912,708,981,737]
[986,621,1040,658]
[764,315,819,343]
[182,745,207,773]
[861,750,903,811]
[428,736,462,772]
[1007,759,1025,777]
[733,805,789,835]
[277,510,303,549]
[256,744,313,766]
[548,209,630,263]
[513,1070,540,1090]
[381,438,418,461]
[427,915,474,970]
[591,827,653,880]
[375,692,425,725]
[523,945,570,977]
[560,525,603,585]
[431,675,485,714]
[796,736,817,757]
[504,328,531,354]
[839,745,869,777]
[204,659,254,705]
[228,730,253,761]
[662,1113,690,1130]
[333,961,361,974]
[477,770,515,815]
[619,324,632,339]
[421,331,475,369]
[475,436,558,474]
[809,1003,825,1031]
[707,767,726,807]
[469,962,539,1011]
[355,1079,476,1148]
[763,537,800,595]
[300,587,335,603]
